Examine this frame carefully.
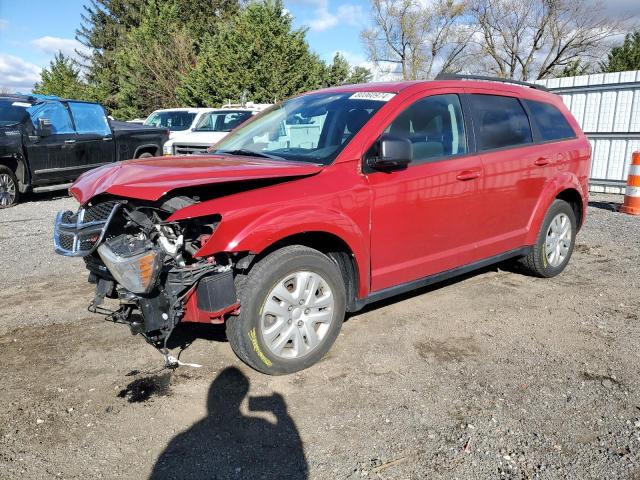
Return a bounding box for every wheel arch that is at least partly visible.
[244,231,362,312]
[525,175,587,244]
[133,144,160,158]
[0,154,30,192]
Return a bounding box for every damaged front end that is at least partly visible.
[53,197,240,364]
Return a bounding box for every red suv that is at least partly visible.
[54,75,591,375]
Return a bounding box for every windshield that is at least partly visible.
[0,99,30,126]
[212,93,390,165]
[144,111,197,131]
[195,110,253,132]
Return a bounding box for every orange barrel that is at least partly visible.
[620,152,640,215]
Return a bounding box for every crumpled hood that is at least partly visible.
[70,154,323,205]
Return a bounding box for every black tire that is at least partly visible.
[137,152,154,159]
[0,165,19,208]
[226,245,346,375]
[517,199,577,278]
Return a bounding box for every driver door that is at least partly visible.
[367,92,483,292]
[27,102,78,185]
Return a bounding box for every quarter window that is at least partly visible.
[385,94,467,164]
[470,94,533,151]
[524,99,576,141]
[68,102,111,136]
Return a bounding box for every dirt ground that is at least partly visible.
[1,192,639,479]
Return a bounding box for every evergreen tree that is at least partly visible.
[32,53,88,99]
[113,0,197,119]
[178,0,328,106]
[601,31,640,73]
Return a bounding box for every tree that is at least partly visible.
[468,0,621,80]
[112,0,197,118]
[32,53,88,99]
[361,0,470,80]
[76,0,239,112]
[558,59,591,78]
[322,53,373,86]
[178,0,329,106]
[601,31,640,73]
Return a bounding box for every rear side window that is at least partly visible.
[470,95,532,151]
[68,102,111,136]
[385,94,467,164]
[524,99,576,141]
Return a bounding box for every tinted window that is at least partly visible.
[28,102,74,134]
[68,102,111,136]
[195,111,253,132]
[0,100,30,126]
[524,99,575,141]
[145,111,196,131]
[385,94,467,164]
[471,95,532,151]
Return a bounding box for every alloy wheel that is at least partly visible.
[259,270,335,359]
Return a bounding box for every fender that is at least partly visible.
[524,171,587,245]
[167,166,372,297]
[133,144,159,158]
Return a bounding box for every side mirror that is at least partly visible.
[38,118,53,137]
[367,134,412,171]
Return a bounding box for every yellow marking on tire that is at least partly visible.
[248,328,272,367]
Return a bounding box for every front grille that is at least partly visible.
[173,144,209,155]
[83,201,119,223]
[53,202,122,257]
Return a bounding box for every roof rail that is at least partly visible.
[434,73,549,92]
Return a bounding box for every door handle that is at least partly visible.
[534,157,550,166]
[456,170,481,181]
[64,139,76,144]
[103,136,113,142]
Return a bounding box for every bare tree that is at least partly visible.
[361,0,471,80]
[468,0,622,80]
[0,87,13,95]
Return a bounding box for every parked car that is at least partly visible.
[161,104,271,155]
[53,75,590,375]
[0,94,168,207]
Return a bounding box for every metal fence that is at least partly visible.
[535,71,640,194]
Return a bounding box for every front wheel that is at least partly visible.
[517,199,577,277]
[0,166,19,208]
[226,245,346,375]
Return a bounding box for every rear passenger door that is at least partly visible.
[367,92,484,292]
[68,102,115,172]
[468,93,545,259]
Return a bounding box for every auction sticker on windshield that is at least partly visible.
[349,92,396,102]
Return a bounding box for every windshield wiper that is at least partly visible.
[216,149,284,160]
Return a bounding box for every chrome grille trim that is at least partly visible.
[53,202,122,257]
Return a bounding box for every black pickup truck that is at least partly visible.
[0,94,168,207]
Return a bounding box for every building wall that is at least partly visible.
[535,71,640,194]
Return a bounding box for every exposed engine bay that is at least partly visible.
[54,197,241,366]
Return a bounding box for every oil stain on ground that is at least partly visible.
[117,372,172,403]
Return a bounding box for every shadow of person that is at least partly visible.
[149,367,308,480]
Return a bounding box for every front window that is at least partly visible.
[0,100,30,126]
[212,93,390,165]
[145,111,197,131]
[29,101,75,134]
[195,111,254,133]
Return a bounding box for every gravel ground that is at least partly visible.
[0,192,639,479]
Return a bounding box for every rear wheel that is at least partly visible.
[226,245,346,375]
[0,166,19,208]
[517,199,576,277]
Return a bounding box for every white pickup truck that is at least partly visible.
[145,105,271,156]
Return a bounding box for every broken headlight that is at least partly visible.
[97,236,164,294]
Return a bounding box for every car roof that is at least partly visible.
[150,108,217,113]
[308,78,557,102]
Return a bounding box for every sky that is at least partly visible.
[1,0,639,93]
[0,0,371,92]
